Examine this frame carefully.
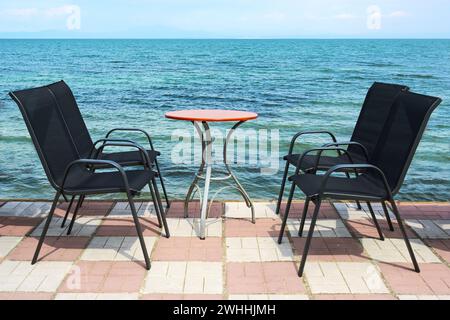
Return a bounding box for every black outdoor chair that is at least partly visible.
[278,90,442,277]
[45,80,170,227]
[9,85,170,270]
[276,82,409,228]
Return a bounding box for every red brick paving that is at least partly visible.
[7,237,90,261]
[380,263,450,295]
[225,219,282,237]
[142,294,224,300]
[424,239,450,264]
[227,262,306,294]
[344,219,416,239]
[59,261,146,293]
[55,201,114,218]
[167,201,223,218]
[0,217,42,236]
[95,217,162,236]
[279,201,339,219]
[314,294,396,300]
[153,237,223,261]
[397,203,450,219]
[0,292,54,300]
[291,237,367,262]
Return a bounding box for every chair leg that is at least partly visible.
[152,178,170,238]
[61,195,75,228]
[149,184,162,228]
[32,192,61,264]
[127,193,151,270]
[278,182,295,244]
[67,195,83,235]
[356,201,362,210]
[155,159,170,208]
[79,195,85,208]
[382,201,394,231]
[298,197,310,237]
[276,162,290,215]
[298,199,322,277]
[389,199,420,272]
[366,202,384,241]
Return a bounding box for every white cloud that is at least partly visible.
[387,11,410,18]
[2,5,76,19]
[334,13,356,20]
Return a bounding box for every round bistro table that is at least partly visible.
[165,110,258,239]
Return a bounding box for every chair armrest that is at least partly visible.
[294,147,354,175]
[322,141,369,161]
[105,128,156,151]
[60,159,130,193]
[94,142,152,167]
[288,131,337,155]
[319,164,391,198]
[89,138,145,158]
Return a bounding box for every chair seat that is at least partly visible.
[284,152,367,172]
[62,169,155,195]
[290,173,387,200]
[97,149,159,167]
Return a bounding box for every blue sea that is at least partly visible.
[0,39,449,201]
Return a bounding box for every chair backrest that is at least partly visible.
[348,82,409,157]
[9,85,81,189]
[369,91,441,195]
[46,80,94,157]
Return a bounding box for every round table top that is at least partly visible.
[165,109,258,122]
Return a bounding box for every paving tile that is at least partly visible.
[153,237,222,261]
[95,217,162,237]
[0,236,23,258]
[229,294,309,300]
[80,237,156,261]
[227,262,305,294]
[398,295,450,300]
[166,218,222,237]
[334,202,395,221]
[8,237,90,261]
[0,260,73,292]
[31,216,103,237]
[59,261,146,293]
[225,202,277,219]
[314,294,396,300]
[142,294,224,300]
[167,201,223,218]
[380,263,450,295]
[109,202,157,217]
[424,239,450,263]
[57,201,114,217]
[55,293,139,300]
[0,202,51,218]
[291,237,367,262]
[304,262,389,294]
[280,201,340,219]
[0,292,54,300]
[398,203,450,219]
[226,237,293,262]
[0,217,43,236]
[287,219,351,238]
[225,219,282,238]
[345,219,416,239]
[361,238,441,263]
[406,219,450,239]
[143,261,223,294]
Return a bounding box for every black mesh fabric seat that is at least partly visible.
[46,80,169,207]
[9,83,170,270]
[276,82,409,215]
[279,90,442,277]
[290,174,387,200]
[62,169,154,195]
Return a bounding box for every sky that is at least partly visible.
[0,0,449,38]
